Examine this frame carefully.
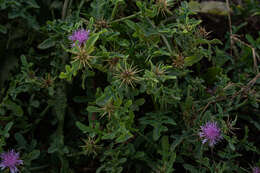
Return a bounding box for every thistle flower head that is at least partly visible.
[69,29,90,47]
[253,167,260,173]
[0,150,23,173]
[199,121,222,147]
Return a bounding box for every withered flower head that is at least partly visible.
[172,54,185,69]
[152,63,167,76]
[99,100,116,120]
[41,73,55,88]
[95,19,109,29]
[114,60,141,88]
[156,0,174,16]
[197,26,212,39]
[71,45,94,69]
[81,137,102,156]
[105,57,120,71]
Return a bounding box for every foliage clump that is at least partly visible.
[0,0,259,172]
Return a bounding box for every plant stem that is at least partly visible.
[111,1,120,21]
[29,165,49,171]
[62,0,70,20]
[76,0,85,18]
[110,12,141,24]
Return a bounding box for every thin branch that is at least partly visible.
[110,12,141,24]
[231,72,260,99]
[231,35,259,73]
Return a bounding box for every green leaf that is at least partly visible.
[209,38,222,45]
[4,122,13,132]
[199,1,231,16]
[0,24,7,34]
[124,20,137,31]
[87,106,100,113]
[3,99,23,117]
[116,131,133,143]
[245,34,255,47]
[38,38,56,49]
[202,67,222,85]
[76,121,102,134]
[15,133,27,147]
[184,56,203,67]
[90,0,108,20]
[25,0,40,8]
[153,125,167,141]
[161,135,169,162]
[85,29,107,53]
[125,100,132,108]
[229,142,235,151]
[28,150,40,161]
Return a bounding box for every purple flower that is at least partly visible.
[199,121,222,147]
[253,167,260,173]
[68,29,90,47]
[0,150,23,173]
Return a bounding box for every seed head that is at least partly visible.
[156,0,174,16]
[199,121,222,147]
[114,61,141,88]
[81,137,102,156]
[71,45,94,68]
[172,55,185,69]
[99,100,116,120]
[0,149,23,173]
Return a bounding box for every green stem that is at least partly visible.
[62,0,70,19]
[76,0,85,18]
[29,165,49,171]
[110,12,141,24]
[67,151,86,157]
[111,1,120,21]
[146,18,173,55]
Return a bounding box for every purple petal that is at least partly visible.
[0,164,6,170]
[10,167,18,173]
[202,139,207,144]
